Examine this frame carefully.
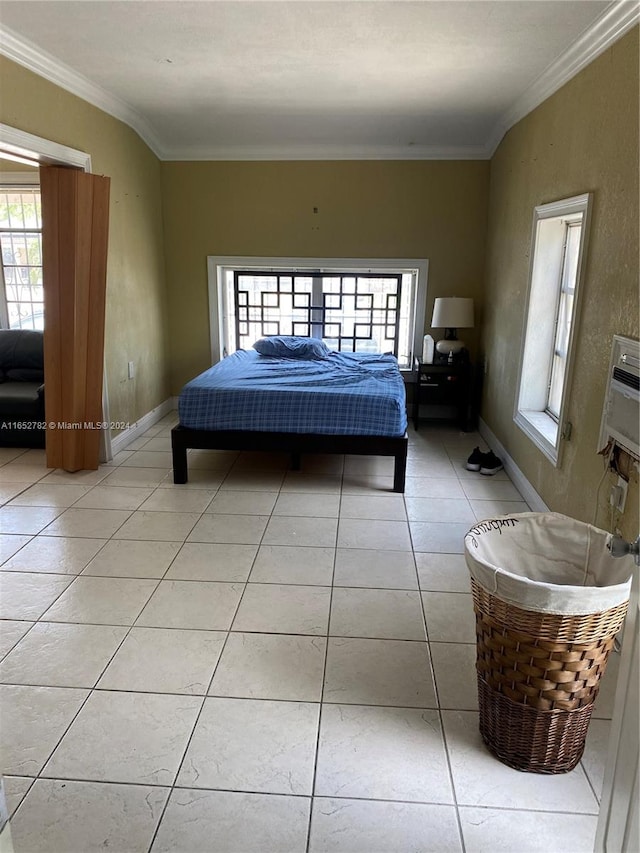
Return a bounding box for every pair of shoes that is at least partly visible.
[466,447,503,476]
[465,447,484,471]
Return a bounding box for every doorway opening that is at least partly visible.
[0,124,112,462]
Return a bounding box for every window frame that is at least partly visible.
[207,256,429,373]
[545,219,581,420]
[514,193,592,467]
[0,171,42,330]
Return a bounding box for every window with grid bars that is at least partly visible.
[0,185,43,330]
[211,258,428,371]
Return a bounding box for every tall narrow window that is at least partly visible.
[546,221,581,419]
[515,194,591,466]
[0,185,43,329]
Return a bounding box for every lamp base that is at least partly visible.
[436,339,465,355]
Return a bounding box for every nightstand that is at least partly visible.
[412,356,475,431]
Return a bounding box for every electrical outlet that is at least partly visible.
[610,476,628,512]
[127,361,135,380]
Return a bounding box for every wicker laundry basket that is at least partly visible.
[465,513,632,774]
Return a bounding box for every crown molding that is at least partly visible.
[0,25,166,159]
[1,3,636,163]
[487,0,640,156]
[160,142,492,162]
[0,22,491,162]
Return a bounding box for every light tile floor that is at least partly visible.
[0,418,617,852]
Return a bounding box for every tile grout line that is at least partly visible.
[2,432,601,848]
[7,771,604,817]
[26,544,178,789]
[7,436,200,803]
[115,426,227,853]
[412,434,469,853]
[2,433,183,817]
[304,455,343,853]
[144,447,292,853]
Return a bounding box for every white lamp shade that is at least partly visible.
[431,297,474,330]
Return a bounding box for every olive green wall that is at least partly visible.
[0,57,170,428]
[160,160,489,390]
[0,159,38,172]
[482,28,639,538]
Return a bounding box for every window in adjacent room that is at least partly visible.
[209,257,429,371]
[0,183,43,330]
[514,193,592,466]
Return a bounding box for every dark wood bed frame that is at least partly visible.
[171,426,408,492]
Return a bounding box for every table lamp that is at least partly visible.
[431,297,474,355]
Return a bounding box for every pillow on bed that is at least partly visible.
[253,336,330,359]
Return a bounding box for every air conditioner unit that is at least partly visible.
[598,335,640,459]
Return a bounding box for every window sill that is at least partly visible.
[514,409,560,466]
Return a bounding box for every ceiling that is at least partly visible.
[0,1,637,160]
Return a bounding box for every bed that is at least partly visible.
[171,338,408,491]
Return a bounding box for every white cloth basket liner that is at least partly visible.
[464,512,633,616]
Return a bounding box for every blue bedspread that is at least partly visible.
[178,350,407,436]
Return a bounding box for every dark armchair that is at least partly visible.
[0,329,46,448]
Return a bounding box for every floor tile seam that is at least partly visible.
[61,527,125,574]
[0,450,30,467]
[19,567,95,625]
[4,476,73,506]
[38,505,138,540]
[422,589,472,597]
[292,628,427,642]
[3,771,605,818]
[156,465,223,506]
[0,567,86,577]
[3,624,441,641]
[579,758,602,806]
[22,686,466,710]
[432,705,595,831]
[24,569,174,780]
[91,532,206,690]
[102,464,172,479]
[0,619,40,664]
[439,691,467,851]
[199,469,285,698]
[305,477,344,853]
[152,528,203,588]
[89,694,209,853]
[0,534,36,559]
[35,704,206,796]
[5,775,36,820]
[337,514,409,523]
[23,775,317,800]
[236,575,338,588]
[42,563,164,628]
[405,442,467,845]
[2,678,453,705]
[456,797,600,817]
[407,473,460,828]
[27,679,102,787]
[23,620,231,636]
[142,474,274,853]
[451,801,602,816]
[7,498,99,512]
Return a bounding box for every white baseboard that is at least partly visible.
[478,417,549,511]
[110,398,177,456]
